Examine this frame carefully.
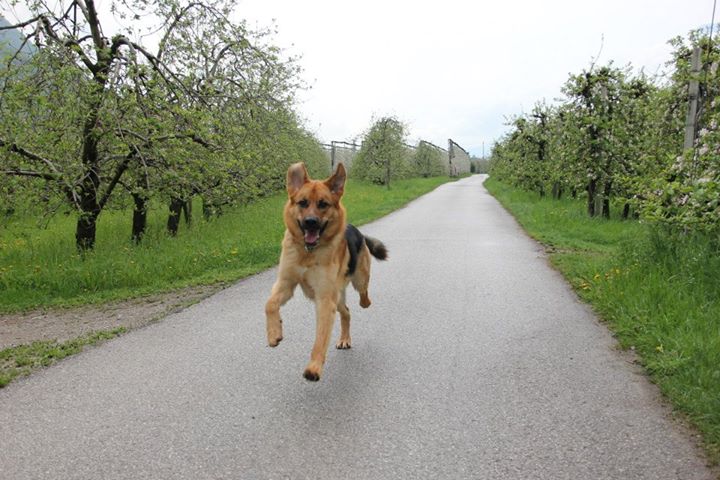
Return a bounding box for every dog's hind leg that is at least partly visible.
[265,278,295,347]
[352,249,372,308]
[336,289,351,349]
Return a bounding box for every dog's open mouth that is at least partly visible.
[299,219,327,251]
[303,228,321,249]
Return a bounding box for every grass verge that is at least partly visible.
[485,177,720,466]
[0,328,126,387]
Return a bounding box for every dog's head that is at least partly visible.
[284,162,346,251]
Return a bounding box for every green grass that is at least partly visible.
[485,177,720,466]
[0,328,126,387]
[0,176,452,313]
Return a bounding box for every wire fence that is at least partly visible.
[322,138,471,176]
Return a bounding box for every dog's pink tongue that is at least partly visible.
[304,230,319,244]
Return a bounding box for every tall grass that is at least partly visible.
[0,176,451,312]
[485,177,720,465]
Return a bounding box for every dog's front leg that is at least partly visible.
[303,292,338,381]
[265,278,295,347]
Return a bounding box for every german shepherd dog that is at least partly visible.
[265,162,387,381]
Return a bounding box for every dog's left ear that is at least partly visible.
[326,163,346,197]
[287,162,309,197]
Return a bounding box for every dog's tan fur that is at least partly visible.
[265,162,381,381]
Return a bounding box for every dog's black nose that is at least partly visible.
[303,217,320,230]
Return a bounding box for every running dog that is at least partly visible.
[265,162,387,381]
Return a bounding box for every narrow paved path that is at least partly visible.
[0,175,713,479]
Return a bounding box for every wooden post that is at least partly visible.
[684,46,702,150]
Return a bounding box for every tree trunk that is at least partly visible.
[602,180,612,219]
[131,193,148,243]
[202,198,222,219]
[167,198,184,236]
[587,178,597,217]
[622,202,631,220]
[551,181,560,200]
[182,199,192,225]
[74,80,105,251]
[74,177,101,251]
[75,211,99,250]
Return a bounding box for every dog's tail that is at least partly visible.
[365,236,388,261]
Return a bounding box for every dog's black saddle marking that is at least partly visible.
[345,224,365,276]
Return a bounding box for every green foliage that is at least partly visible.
[351,116,412,185]
[486,177,720,465]
[411,141,446,177]
[490,29,720,232]
[490,102,555,196]
[644,96,720,232]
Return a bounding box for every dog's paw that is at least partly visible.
[267,321,283,347]
[359,292,371,309]
[303,363,322,381]
[336,338,352,349]
[303,369,320,382]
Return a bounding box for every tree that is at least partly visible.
[351,116,411,186]
[412,141,445,177]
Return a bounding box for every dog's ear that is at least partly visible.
[287,162,309,197]
[326,163,346,197]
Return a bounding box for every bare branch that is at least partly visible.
[98,152,134,209]
[0,15,45,31]
[0,138,82,207]
[115,128,217,150]
[0,138,63,175]
[208,42,237,79]
[75,0,105,50]
[1,169,59,181]
[156,133,217,149]
[2,31,34,71]
[39,16,97,72]
[116,128,148,143]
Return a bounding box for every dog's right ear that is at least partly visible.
[287,162,309,197]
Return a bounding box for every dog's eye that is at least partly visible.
[318,200,329,209]
[298,199,309,208]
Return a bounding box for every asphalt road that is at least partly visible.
[0,175,714,480]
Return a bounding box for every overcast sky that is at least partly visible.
[237,0,715,156]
